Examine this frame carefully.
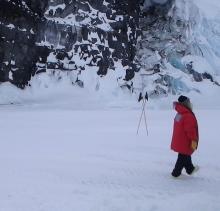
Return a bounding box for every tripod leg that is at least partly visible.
[143,99,149,135]
[137,100,146,135]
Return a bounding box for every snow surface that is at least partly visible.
[0,105,220,211]
[0,69,220,109]
[193,0,220,19]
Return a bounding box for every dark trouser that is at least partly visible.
[172,153,195,177]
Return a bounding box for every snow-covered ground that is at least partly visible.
[0,105,220,211]
[1,0,220,209]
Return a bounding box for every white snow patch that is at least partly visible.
[113,36,117,41]
[8,72,13,80]
[103,0,110,6]
[45,3,66,15]
[18,28,27,32]
[6,24,15,29]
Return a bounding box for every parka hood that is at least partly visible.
[173,102,192,114]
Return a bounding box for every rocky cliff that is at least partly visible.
[0,0,219,97]
[0,0,141,89]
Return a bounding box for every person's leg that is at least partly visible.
[184,155,195,175]
[172,153,185,177]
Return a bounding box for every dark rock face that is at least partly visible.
[1,0,218,95]
[0,0,50,88]
[0,0,141,88]
[43,0,141,85]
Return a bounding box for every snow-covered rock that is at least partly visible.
[0,0,220,103]
[136,0,220,98]
[0,0,140,89]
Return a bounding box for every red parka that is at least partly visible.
[171,102,199,155]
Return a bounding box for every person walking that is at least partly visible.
[171,95,199,178]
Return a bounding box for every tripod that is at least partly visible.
[137,92,149,135]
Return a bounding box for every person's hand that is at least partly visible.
[191,140,197,150]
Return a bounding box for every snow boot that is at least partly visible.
[190,165,200,175]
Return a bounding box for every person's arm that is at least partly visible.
[183,114,198,149]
